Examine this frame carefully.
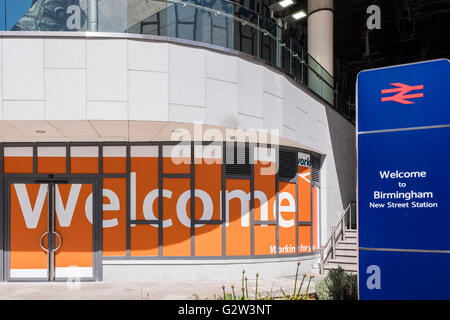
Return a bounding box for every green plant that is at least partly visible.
[201,263,318,300]
[320,266,357,300]
[315,278,332,300]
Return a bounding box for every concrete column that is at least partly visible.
[307,0,333,75]
[88,0,98,31]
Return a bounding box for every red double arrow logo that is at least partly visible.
[381,83,424,104]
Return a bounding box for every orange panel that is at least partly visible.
[162,178,191,256]
[71,157,98,174]
[225,179,251,256]
[278,182,297,254]
[254,225,276,255]
[195,224,222,256]
[254,160,276,221]
[103,157,126,174]
[130,157,159,221]
[195,159,221,221]
[38,157,66,174]
[312,186,319,251]
[298,166,311,221]
[102,178,127,257]
[4,157,33,174]
[130,224,159,257]
[55,184,93,268]
[298,225,312,253]
[163,156,190,174]
[10,183,48,272]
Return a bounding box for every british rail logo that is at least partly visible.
[381,83,424,104]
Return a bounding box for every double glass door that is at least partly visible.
[6,179,98,281]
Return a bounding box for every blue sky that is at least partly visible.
[1,0,33,30]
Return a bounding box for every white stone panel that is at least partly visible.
[263,68,283,98]
[169,45,205,107]
[128,40,168,72]
[3,101,45,120]
[87,39,128,101]
[205,50,237,83]
[45,38,86,69]
[169,104,206,123]
[237,113,264,131]
[205,78,238,127]
[237,59,263,118]
[262,92,283,131]
[2,38,44,101]
[45,69,86,120]
[283,81,300,131]
[87,101,128,120]
[129,71,168,121]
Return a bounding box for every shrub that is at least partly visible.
[315,278,332,300]
[317,266,357,300]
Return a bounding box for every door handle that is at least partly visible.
[39,231,49,253]
[53,231,62,252]
[39,231,62,253]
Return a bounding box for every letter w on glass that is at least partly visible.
[381,83,424,104]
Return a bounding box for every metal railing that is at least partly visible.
[319,201,356,274]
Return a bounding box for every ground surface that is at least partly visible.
[0,275,323,300]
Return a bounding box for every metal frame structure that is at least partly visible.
[0,141,321,282]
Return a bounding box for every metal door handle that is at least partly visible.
[39,232,49,253]
[39,231,62,253]
[53,231,62,252]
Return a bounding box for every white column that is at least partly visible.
[307,0,333,75]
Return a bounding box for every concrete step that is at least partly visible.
[324,263,358,272]
[335,249,357,257]
[336,244,358,251]
[345,229,357,234]
[344,233,357,239]
[328,257,357,265]
[339,238,357,244]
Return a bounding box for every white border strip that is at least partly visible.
[131,146,158,158]
[4,147,33,157]
[37,147,66,157]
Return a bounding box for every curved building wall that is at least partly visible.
[0,34,355,281]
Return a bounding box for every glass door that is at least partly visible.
[7,179,97,281]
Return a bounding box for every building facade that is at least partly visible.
[0,0,355,282]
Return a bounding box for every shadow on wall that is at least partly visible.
[325,106,357,224]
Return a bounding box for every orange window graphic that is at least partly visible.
[130,146,159,256]
[278,182,297,254]
[162,178,192,256]
[312,186,319,251]
[10,183,94,278]
[225,179,251,256]
[298,165,311,222]
[254,147,277,255]
[4,147,33,173]
[10,183,48,275]
[37,147,66,174]
[102,178,126,257]
[55,184,93,269]
[103,146,126,174]
[298,225,312,253]
[70,147,99,174]
[194,152,222,256]
[254,225,276,255]
[163,145,191,174]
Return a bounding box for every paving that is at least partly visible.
[0,275,323,300]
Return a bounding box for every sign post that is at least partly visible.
[357,59,450,300]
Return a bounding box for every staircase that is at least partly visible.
[322,229,357,274]
[319,202,357,275]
